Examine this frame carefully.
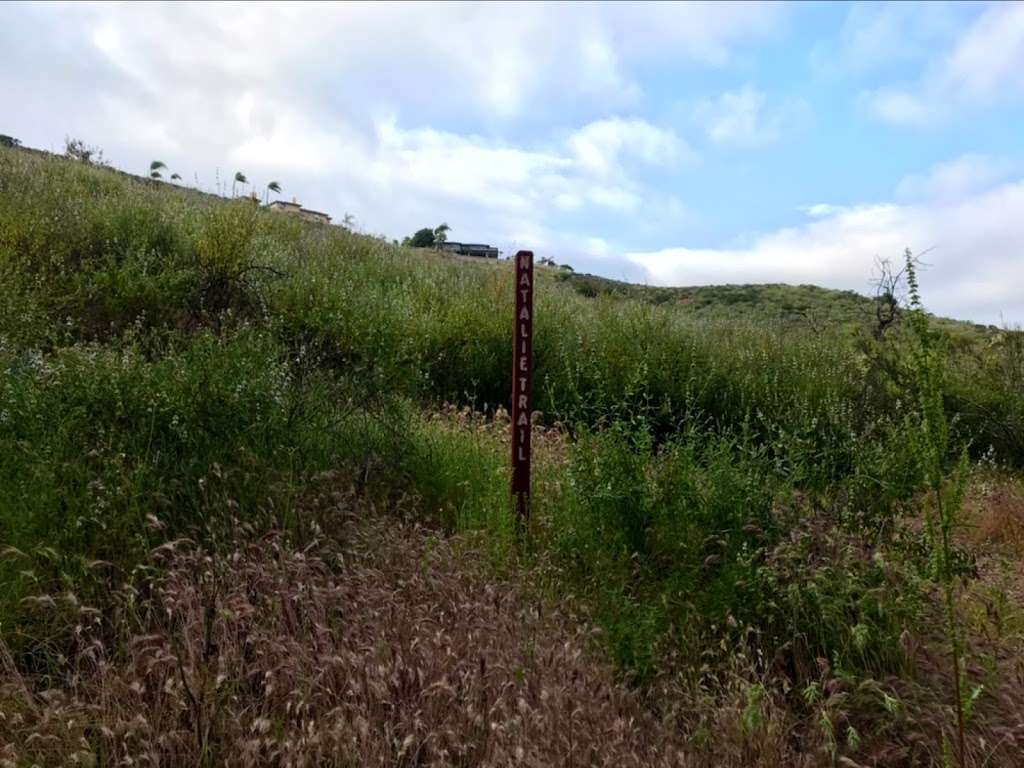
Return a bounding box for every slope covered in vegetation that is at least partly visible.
[557,271,998,337]
[2,146,1024,765]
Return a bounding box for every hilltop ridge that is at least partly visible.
[7,140,996,337]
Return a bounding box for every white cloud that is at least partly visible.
[24,1,783,129]
[628,175,1024,325]
[823,3,965,76]
[862,88,933,127]
[895,153,1016,203]
[607,1,785,66]
[862,3,1024,125]
[802,203,842,218]
[586,237,612,258]
[697,86,769,145]
[568,117,692,176]
[574,27,640,103]
[695,85,810,146]
[363,117,685,217]
[0,1,762,263]
[229,108,685,252]
[943,3,1024,101]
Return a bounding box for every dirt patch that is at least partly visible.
[963,475,1024,554]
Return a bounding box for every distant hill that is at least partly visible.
[547,267,999,340]
[558,272,872,322]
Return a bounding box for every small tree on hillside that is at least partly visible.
[870,250,931,341]
[433,223,451,243]
[233,171,248,198]
[265,180,282,205]
[64,137,106,166]
[871,256,908,341]
[150,160,167,180]
[407,228,435,248]
[0,134,21,148]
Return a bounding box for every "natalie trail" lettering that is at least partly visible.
[511,250,533,520]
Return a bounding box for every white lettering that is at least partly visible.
[519,306,530,321]
[518,394,527,409]
[518,444,527,461]
[519,271,530,287]
[520,288,529,303]
[517,411,529,426]
[519,355,527,372]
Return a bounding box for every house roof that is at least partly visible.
[437,241,497,252]
[269,200,330,219]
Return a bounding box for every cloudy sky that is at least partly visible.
[4,1,1024,324]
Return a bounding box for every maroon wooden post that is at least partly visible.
[511,250,534,521]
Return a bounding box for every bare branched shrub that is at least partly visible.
[63,136,108,167]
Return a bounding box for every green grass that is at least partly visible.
[2,145,1023,755]
[556,270,1001,339]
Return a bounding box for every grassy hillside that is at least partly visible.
[559,270,998,338]
[562,271,874,320]
[3,145,1024,765]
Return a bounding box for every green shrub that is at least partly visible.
[0,325,364,665]
[755,520,925,680]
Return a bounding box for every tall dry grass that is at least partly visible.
[3,499,700,767]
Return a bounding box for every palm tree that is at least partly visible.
[265,180,282,205]
[233,171,248,198]
[150,160,167,180]
[433,222,451,243]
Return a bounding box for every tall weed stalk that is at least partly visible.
[903,250,970,765]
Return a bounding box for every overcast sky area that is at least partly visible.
[3,1,1023,324]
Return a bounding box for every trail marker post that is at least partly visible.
[511,250,534,522]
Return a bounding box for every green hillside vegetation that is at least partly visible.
[2,145,1024,764]
[558,270,998,338]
